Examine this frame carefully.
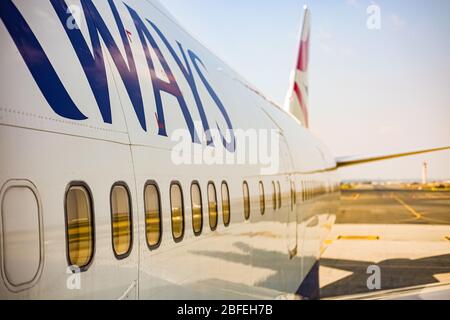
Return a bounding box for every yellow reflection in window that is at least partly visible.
[191,183,203,235]
[208,183,218,230]
[243,182,250,220]
[290,181,296,211]
[66,186,94,269]
[277,181,282,209]
[272,181,277,210]
[111,185,132,257]
[144,183,161,248]
[259,181,265,215]
[171,183,184,241]
[221,182,230,226]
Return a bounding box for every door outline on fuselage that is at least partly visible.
[278,133,298,258]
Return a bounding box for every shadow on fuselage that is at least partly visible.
[191,242,303,293]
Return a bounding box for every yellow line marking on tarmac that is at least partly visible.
[393,195,422,219]
[352,193,360,200]
[337,235,379,241]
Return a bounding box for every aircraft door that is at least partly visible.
[278,134,298,258]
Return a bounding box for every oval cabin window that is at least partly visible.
[259,181,265,215]
[65,184,95,270]
[170,183,184,242]
[144,182,161,249]
[110,183,132,259]
[221,182,230,226]
[243,181,250,220]
[191,182,203,235]
[277,181,282,209]
[290,181,296,211]
[208,182,218,230]
[272,181,277,210]
[1,181,43,291]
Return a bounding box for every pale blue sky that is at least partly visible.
[162,0,450,181]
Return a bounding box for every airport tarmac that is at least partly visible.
[320,185,450,298]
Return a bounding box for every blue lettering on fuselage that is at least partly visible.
[0,0,87,121]
[125,4,200,143]
[0,0,236,151]
[51,0,147,131]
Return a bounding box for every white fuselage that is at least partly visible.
[0,0,339,299]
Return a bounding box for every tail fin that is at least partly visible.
[285,6,310,128]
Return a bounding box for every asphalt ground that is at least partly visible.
[320,185,450,298]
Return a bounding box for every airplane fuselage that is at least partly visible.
[0,0,339,299]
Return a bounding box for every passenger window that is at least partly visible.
[170,182,184,242]
[65,184,94,270]
[306,181,309,200]
[191,182,203,235]
[277,181,282,209]
[1,181,43,290]
[290,181,296,210]
[259,181,265,215]
[208,182,218,230]
[110,183,132,259]
[243,181,250,220]
[294,181,297,203]
[272,181,277,210]
[302,181,305,202]
[221,182,231,227]
[144,182,161,249]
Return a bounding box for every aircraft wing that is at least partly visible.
[336,146,450,168]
